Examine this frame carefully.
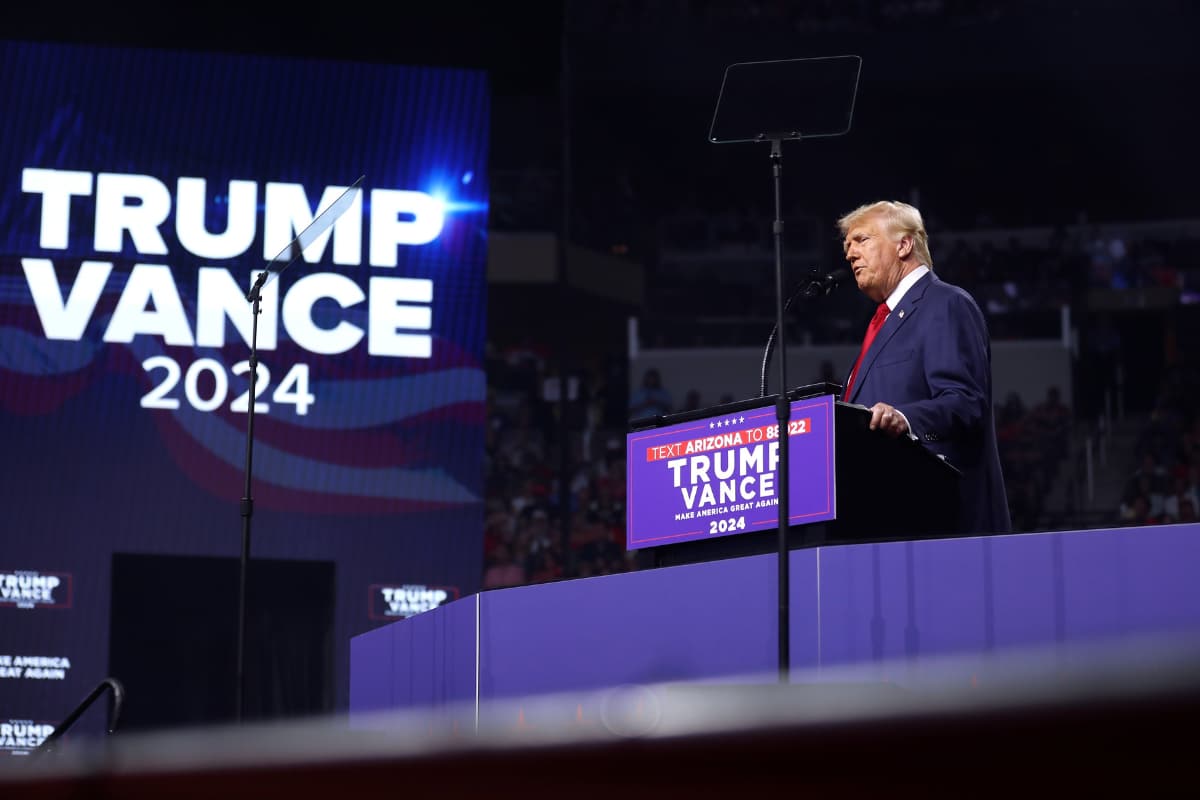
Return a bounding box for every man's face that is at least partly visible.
[843,215,909,303]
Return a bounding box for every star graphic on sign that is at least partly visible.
[739,416,745,423]
[709,421,715,429]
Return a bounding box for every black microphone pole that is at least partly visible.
[235,268,268,723]
[232,176,364,724]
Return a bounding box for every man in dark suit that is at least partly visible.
[839,200,1011,534]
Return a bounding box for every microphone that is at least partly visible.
[758,266,854,397]
[800,267,853,299]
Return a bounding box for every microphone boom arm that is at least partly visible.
[758,267,852,397]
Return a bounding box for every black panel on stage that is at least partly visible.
[109,554,335,731]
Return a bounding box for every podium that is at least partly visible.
[626,383,961,567]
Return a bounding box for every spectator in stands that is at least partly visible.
[1121,458,1168,523]
[1119,493,1155,526]
[528,548,564,584]
[1186,463,1200,508]
[483,543,526,589]
[995,392,1042,529]
[629,367,674,421]
[1176,419,1200,474]
[1164,472,1200,523]
[1127,452,1170,500]
[521,507,556,565]
[1116,356,1200,528]
[837,199,1010,534]
[1178,498,1197,523]
[1029,385,1072,465]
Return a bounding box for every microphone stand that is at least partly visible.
[231,177,364,724]
[759,271,843,398]
[235,268,269,724]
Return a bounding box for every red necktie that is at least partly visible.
[843,303,889,399]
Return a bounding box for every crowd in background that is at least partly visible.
[482,340,636,588]
[993,386,1073,531]
[1119,357,1200,526]
[647,213,1200,347]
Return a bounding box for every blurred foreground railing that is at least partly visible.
[29,677,124,761]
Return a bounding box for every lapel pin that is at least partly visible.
[898,309,905,319]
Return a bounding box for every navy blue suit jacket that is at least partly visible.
[844,272,1012,535]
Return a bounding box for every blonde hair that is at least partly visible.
[838,200,933,268]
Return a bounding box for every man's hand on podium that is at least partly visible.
[867,401,912,439]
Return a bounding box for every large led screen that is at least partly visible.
[0,39,488,748]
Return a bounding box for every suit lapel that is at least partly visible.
[849,272,933,404]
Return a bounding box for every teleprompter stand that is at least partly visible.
[235,176,364,722]
[707,55,862,682]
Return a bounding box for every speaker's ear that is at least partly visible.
[897,235,913,258]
